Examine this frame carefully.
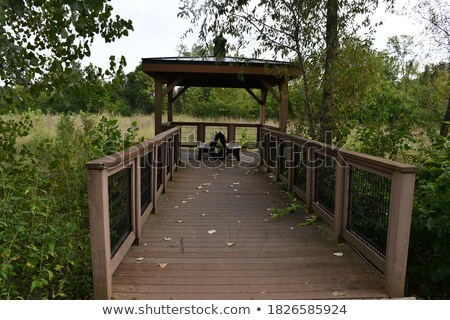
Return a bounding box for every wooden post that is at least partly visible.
[334,163,349,243]
[88,169,112,300]
[198,123,205,143]
[154,76,163,135]
[228,124,236,143]
[385,171,416,298]
[279,81,288,132]
[168,90,173,123]
[305,147,315,212]
[260,88,268,125]
[287,141,294,191]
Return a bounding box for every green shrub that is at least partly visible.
[0,113,142,299]
[407,136,450,299]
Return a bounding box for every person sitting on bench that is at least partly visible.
[197,131,241,161]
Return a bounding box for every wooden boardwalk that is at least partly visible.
[111,151,388,299]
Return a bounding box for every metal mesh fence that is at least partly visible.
[157,144,163,190]
[140,153,152,215]
[294,145,307,193]
[348,166,391,257]
[108,167,132,257]
[315,154,336,216]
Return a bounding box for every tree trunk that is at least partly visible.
[439,94,450,137]
[320,0,339,142]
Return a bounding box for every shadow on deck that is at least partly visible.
[111,150,387,300]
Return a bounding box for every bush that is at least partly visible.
[0,113,141,299]
[407,136,450,299]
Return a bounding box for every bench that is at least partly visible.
[197,131,241,161]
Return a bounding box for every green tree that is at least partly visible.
[178,0,395,140]
[0,0,133,111]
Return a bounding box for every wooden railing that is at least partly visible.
[86,126,181,299]
[163,121,261,148]
[260,126,418,298]
[86,122,417,299]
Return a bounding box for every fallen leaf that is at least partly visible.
[144,243,148,246]
[229,185,234,188]
[234,189,238,192]
[290,227,294,230]
[174,206,179,209]
[333,252,344,257]
[266,208,272,211]
[208,230,217,234]
[332,291,347,297]
[202,183,211,186]
[197,186,203,189]
[204,190,209,193]
[182,201,187,204]
[163,237,172,241]
[236,195,241,198]
[264,192,270,195]
[226,242,234,247]
[233,182,240,185]
[200,213,206,217]
[136,257,144,262]
[237,220,241,223]
[176,219,183,223]
[158,263,168,269]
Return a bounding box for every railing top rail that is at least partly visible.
[86,126,181,171]
[170,121,261,127]
[261,127,418,174]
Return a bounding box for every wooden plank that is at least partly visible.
[111,155,387,300]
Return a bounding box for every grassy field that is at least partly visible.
[9,111,278,147]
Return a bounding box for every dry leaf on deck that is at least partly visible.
[136,257,144,262]
[264,192,270,195]
[226,242,235,247]
[234,189,238,192]
[158,263,168,269]
[233,182,240,185]
[182,201,187,204]
[333,252,344,257]
[332,291,347,297]
[202,183,211,186]
[229,185,234,188]
[204,190,209,193]
[197,186,203,189]
[176,219,183,223]
[200,213,206,217]
[208,230,217,235]
[163,237,172,241]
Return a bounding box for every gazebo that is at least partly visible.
[141,56,301,138]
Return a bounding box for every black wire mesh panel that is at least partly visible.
[315,153,336,216]
[108,166,132,257]
[157,144,163,190]
[294,144,307,193]
[167,138,173,177]
[174,133,180,165]
[279,140,288,177]
[269,135,277,168]
[140,152,152,215]
[262,132,270,166]
[348,166,392,257]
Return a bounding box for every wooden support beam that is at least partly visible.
[171,86,189,103]
[154,76,163,135]
[260,88,268,125]
[162,78,184,97]
[168,91,173,123]
[260,80,280,102]
[279,81,288,132]
[245,87,262,105]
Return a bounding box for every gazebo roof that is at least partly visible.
[141,56,300,89]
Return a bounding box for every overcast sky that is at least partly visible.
[83,0,423,73]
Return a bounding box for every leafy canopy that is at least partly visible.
[0,0,133,86]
